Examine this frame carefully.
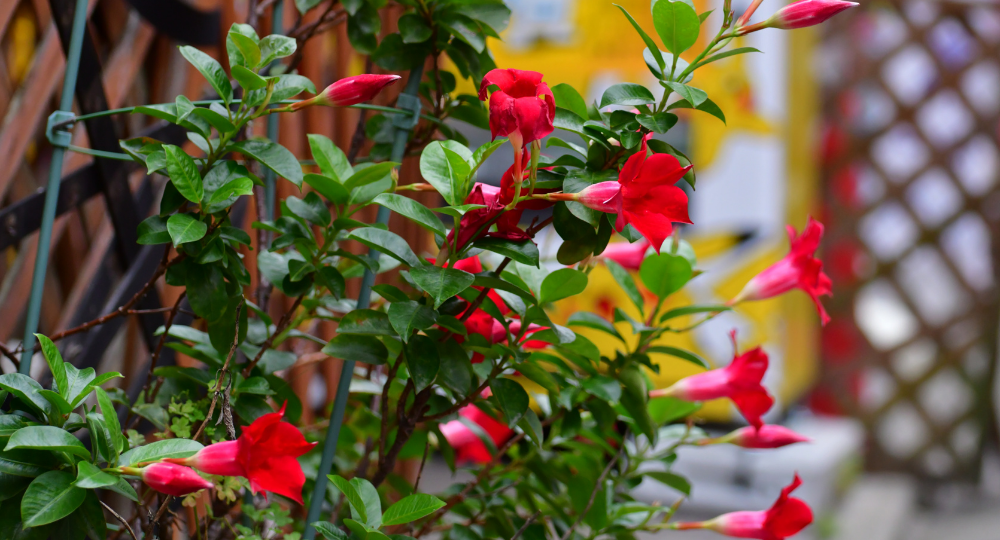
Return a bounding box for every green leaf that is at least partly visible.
[646,346,709,369]
[373,194,446,237]
[472,238,540,267]
[313,521,350,540]
[95,388,123,460]
[73,462,118,489]
[106,477,139,502]
[163,145,203,203]
[206,176,253,207]
[20,471,85,528]
[491,378,529,427]
[349,228,421,268]
[350,477,382,528]
[259,34,297,66]
[322,335,388,365]
[636,111,679,133]
[616,5,665,75]
[540,268,588,304]
[437,340,472,395]
[338,309,395,336]
[37,391,72,415]
[190,106,237,133]
[305,174,350,205]
[660,304,730,322]
[345,161,398,190]
[639,253,692,298]
[137,215,170,245]
[599,83,656,108]
[667,96,726,124]
[179,45,233,103]
[120,438,203,466]
[0,374,53,420]
[5,426,90,459]
[406,335,440,391]
[399,12,433,43]
[34,335,66,400]
[645,471,691,495]
[234,140,304,187]
[381,493,446,526]
[567,312,624,342]
[231,64,268,90]
[307,134,353,181]
[228,30,261,68]
[419,140,473,206]
[388,301,437,342]
[692,46,761,70]
[652,0,700,56]
[664,81,707,107]
[63,489,106,540]
[604,259,645,314]
[166,214,208,246]
[551,83,589,120]
[0,416,35,443]
[409,266,476,309]
[287,192,332,226]
[620,391,656,443]
[328,475,367,524]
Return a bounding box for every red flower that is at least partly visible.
[446,183,533,252]
[767,0,858,30]
[439,404,514,464]
[597,239,651,271]
[126,463,213,497]
[170,402,316,504]
[676,474,813,539]
[705,425,811,449]
[478,69,555,147]
[732,217,832,325]
[292,74,401,110]
[568,145,692,253]
[651,332,773,429]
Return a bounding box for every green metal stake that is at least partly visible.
[263,0,284,223]
[20,0,90,373]
[302,63,424,540]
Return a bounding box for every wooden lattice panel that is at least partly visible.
[815,0,1000,483]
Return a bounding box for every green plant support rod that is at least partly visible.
[19,0,90,373]
[302,63,424,540]
[263,0,284,225]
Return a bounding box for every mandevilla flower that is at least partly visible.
[167,402,316,504]
[700,425,811,449]
[650,331,773,429]
[597,239,651,271]
[767,0,858,29]
[439,404,514,464]
[731,217,832,325]
[290,74,401,110]
[674,474,813,539]
[122,463,213,497]
[478,68,556,147]
[551,143,692,253]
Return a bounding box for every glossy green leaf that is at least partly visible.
[234,140,304,187]
[539,268,588,304]
[37,391,71,415]
[232,64,268,90]
[0,374,52,420]
[5,426,90,459]
[321,335,388,365]
[652,0,700,56]
[337,309,395,336]
[551,83,589,120]
[20,471,85,528]
[616,5,665,75]
[179,45,233,104]
[645,471,691,495]
[409,266,476,309]
[206,176,253,207]
[373,194,447,237]
[472,238,540,267]
[305,174,350,204]
[259,34,297,66]
[639,253,692,298]
[307,134,353,182]
[33,335,66,400]
[349,228,421,268]
[419,140,472,206]
[381,493,446,526]
[228,30,260,68]
[660,304,731,322]
[137,215,170,245]
[328,475,368,524]
[490,378,529,427]
[166,214,208,246]
[406,335,440,391]
[436,340,472,395]
[120,438,203,466]
[191,106,237,133]
[604,258,645,314]
[567,312,625,342]
[313,521,350,540]
[646,345,709,368]
[399,12,433,43]
[692,46,761,70]
[163,145,203,203]
[95,388,123,460]
[287,191,332,226]
[599,83,656,108]
[388,301,437,342]
[664,81,708,107]
[73,462,118,489]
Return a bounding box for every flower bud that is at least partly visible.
[291,74,401,110]
[703,425,811,449]
[766,0,857,30]
[123,463,214,497]
[167,440,245,477]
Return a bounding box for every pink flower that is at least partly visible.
[478,69,556,146]
[439,404,514,464]
[125,463,213,497]
[675,474,813,539]
[767,0,858,30]
[703,425,811,449]
[168,402,316,504]
[597,239,651,271]
[291,74,401,110]
[651,332,773,429]
[446,183,532,252]
[557,143,692,253]
[732,217,832,325]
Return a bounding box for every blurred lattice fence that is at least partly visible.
[815,0,1000,485]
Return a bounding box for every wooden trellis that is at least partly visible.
[815,0,1000,485]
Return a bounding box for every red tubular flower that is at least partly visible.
[767,0,858,30]
[676,474,813,539]
[439,404,514,464]
[169,402,316,504]
[291,74,401,110]
[732,217,832,325]
[704,425,812,449]
[478,69,555,146]
[651,332,773,429]
[597,239,651,271]
[567,145,692,253]
[125,463,213,497]
[446,183,533,251]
